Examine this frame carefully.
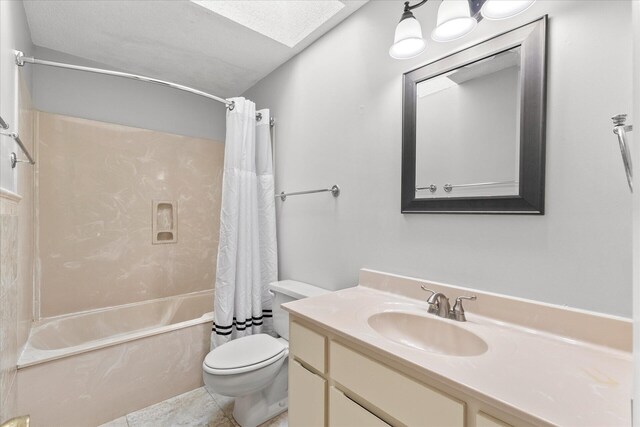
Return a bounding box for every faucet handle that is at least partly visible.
[451,295,477,322]
[420,285,436,297]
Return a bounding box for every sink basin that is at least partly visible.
[367,311,488,357]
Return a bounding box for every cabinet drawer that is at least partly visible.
[329,386,389,427]
[476,412,512,427]
[290,321,326,373]
[330,341,464,427]
[289,360,326,427]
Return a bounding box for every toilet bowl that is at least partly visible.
[203,280,329,427]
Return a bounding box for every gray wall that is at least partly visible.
[244,1,633,317]
[632,1,640,418]
[0,0,34,192]
[32,47,226,141]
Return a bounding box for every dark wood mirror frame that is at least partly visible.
[401,16,547,214]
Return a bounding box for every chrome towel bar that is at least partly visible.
[416,184,437,193]
[612,114,633,192]
[444,180,518,193]
[0,115,35,168]
[277,185,340,201]
[416,181,518,193]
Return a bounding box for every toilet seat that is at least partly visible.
[204,334,287,376]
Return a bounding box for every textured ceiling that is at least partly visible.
[191,1,346,48]
[23,0,368,98]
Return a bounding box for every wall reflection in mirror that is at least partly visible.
[415,47,521,199]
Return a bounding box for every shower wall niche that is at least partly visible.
[153,200,177,244]
[36,112,225,318]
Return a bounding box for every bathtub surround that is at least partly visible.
[9,111,225,425]
[0,75,35,423]
[243,0,633,317]
[213,101,277,346]
[36,113,224,317]
[0,2,36,418]
[16,76,36,366]
[0,191,20,423]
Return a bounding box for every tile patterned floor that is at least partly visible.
[99,387,288,427]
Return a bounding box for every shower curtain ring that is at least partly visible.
[227,101,235,111]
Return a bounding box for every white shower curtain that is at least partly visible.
[212,97,277,347]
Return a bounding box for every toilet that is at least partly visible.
[203,280,329,427]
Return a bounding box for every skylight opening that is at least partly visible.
[191,1,345,48]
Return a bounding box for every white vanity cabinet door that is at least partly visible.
[476,412,512,427]
[330,341,465,427]
[290,321,326,373]
[329,386,390,427]
[289,360,326,427]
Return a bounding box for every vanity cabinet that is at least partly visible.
[329,387,389,427]
[289,360,326,427]
[476,413,512,427]
[290,321,326,373]
[330,341,464,426]
[288,318,531,427]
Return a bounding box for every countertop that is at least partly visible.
[283,285,632,426]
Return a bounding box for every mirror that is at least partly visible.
[416,46,521,199]
[402,18,546,214]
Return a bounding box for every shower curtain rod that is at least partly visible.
[14,51,267,122]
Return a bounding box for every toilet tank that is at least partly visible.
[269,280,329,340]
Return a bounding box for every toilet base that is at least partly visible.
[230,357,289,427]
[232,394,287,427]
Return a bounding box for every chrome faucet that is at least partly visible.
[450,295,477,321]
[421,286,450,318]
[421,286,476,322]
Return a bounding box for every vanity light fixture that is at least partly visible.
[431,0,478,42]
[481,0,536,20]
[389,0,429,60]
[389,0,536,58]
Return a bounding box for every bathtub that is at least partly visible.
[16,290,214,426]
[19,289,214,367]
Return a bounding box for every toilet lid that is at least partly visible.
[204,334,286,370]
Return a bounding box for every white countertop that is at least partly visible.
[284,285,632,426]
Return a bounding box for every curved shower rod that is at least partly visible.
[14,51,270,123]
[15,51,232,106]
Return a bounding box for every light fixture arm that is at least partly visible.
[403,0,428,12]
[468,0,487,19]
[398,0,429,23]
[401,0,485,19]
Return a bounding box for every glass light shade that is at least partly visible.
[431,0,477,42]
[481,0,535,20]
[389,16,427,59]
